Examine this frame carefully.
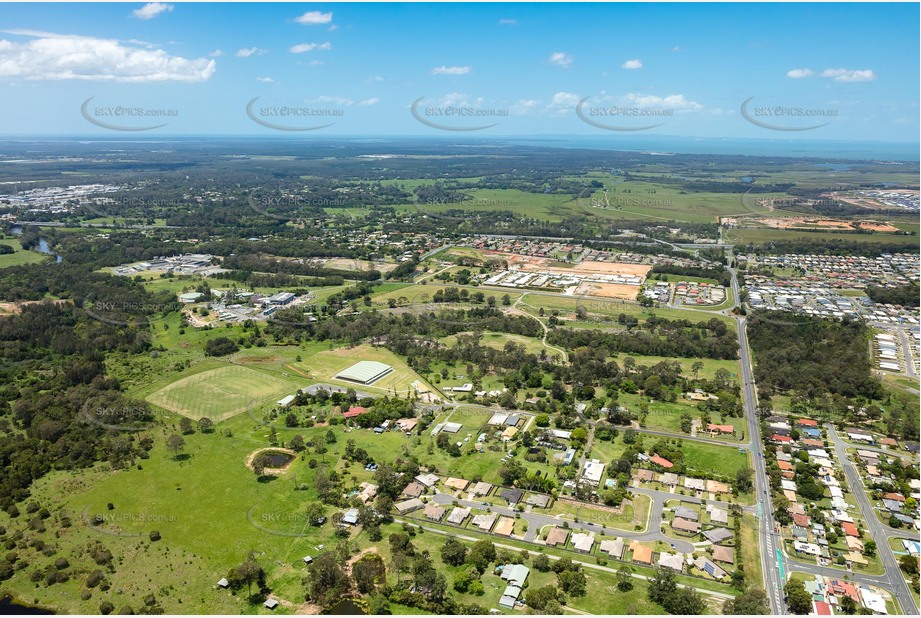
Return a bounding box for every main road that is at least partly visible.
[729,253,788,614]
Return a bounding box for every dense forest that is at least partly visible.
[547,316,738,360]
[865,284,920,307]
[0,303,154,514]
[747,312,881,400]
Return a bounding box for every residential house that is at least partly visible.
[672,518,701,534]
[571,531,595,553]
[599,538,625,559]
[423,503,446,522]
[658,552,684,571]
[545,527,569,547]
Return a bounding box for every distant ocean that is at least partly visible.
[1,134,918,163]
[505,135,921,163]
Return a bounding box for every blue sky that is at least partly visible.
[0,2,918,141]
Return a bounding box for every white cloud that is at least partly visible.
[256,76,274,83]
[0,30,214,82]
[499,18,517,25]
[548,91,579,113]
[308,60,324,66]
[312,95,352,106]
[235,47,266,58]
[365,75,384,82]
[821,68,875,82]
[295,11,333,25]
[431,92,484,108]
[431,65,471,75]
[622,59,643,70]
[786,68,814,79]
[671,45,684,52]
[511,98,540,115]
[358,97,379,106]
[622,92,702,111]
[132,3,173,20]
[289,42,332,53]
[548,52,573,68]
[209,49,223,57]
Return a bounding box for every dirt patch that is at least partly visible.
[345,546,380,575]
[235,354,281,365]
[858,221,899,232]
[573,282,641,300]
[556,497,626,516]
[324,257,397,273]
[572,261,650,277]
[0,299,71,314]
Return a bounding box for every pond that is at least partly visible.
[263,451,295,467]
[0,596,55,615]
[325,598,366,615]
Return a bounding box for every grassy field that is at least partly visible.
[727,226,919,246]
[146,364,300,421]
[516,293,737,329]
[0,406,679,614]
[549,494,651,532]
[440,331,547,357]
[0,237,49,268]
[616,354,740,381]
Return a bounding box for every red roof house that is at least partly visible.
[650,455,674,469]
[841,522,859,537]
[343,406,368,419]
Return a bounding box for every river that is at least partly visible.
[8,225,62,263]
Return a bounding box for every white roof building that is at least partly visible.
[580,460,605,485]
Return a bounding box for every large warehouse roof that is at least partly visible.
[335,361,394,385]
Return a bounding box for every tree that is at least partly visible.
[325,429,337,444]
[735,467,754,494]
[352,554,386,594]
[228,553,265,600]
[252,453,273,479]
[570,427,588,445]
[723,587,770,614]
[535,414,550,427]
[616,565,634,591]
[533,553,551,572]
[785,579,812,615]
[692,361,704,381]
[198,417,214,433]
[166,434,185,459]
[524,585,561,611]
[899,554,919,576]
[305,551,350,605]
[452,567,479,593]
[839,595,857,615]
[669,587,707,615]
[863,540,877,558]
[557,569,587,597]
[466,539,496,573]
[647,568,677,605]
[440,537,467,566]
[289,434,306,452]
[305,502,326,526]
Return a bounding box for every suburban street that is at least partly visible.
[430,490,697,554]
[825,425,919,615]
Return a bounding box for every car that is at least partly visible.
[482,502,489,506]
